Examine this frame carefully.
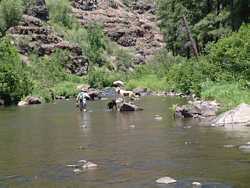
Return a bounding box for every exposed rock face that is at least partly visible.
[72,0,164,64]
[25,0,49,21]
[119,103,143,112]
[175,101,220,118]
[8,0,89,76]
[212,103,250,127]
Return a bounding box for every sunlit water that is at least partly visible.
[0,97,250,188]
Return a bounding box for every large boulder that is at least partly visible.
[175,100,219,118]
[212,103,250,127]
[18,96,42,106]
[119,103,143,112]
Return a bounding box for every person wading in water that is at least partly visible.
[76,89,90,112]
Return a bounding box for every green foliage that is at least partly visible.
[52,81,79,98]
[208,24,250,80]
[165,57,220,95]
[0,0,24,37]
[201,81,250,110]
[87,67,121,88]
[86,24,106,66]
[46,0,76,28]
[28,50,86,102]
[0,38,32,104]
[126,74,168,91]
[157,0,248,57]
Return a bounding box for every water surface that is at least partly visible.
[0,97,250,188]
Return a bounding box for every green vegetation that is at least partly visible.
[125,24,250,109]
[0,38,32,104]
[27,50,86,102]
[0,0,249,109]
[0,0,24,37]
[157,0,248,56]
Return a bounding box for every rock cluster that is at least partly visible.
[71,0,164,64]
[8,0,89,76]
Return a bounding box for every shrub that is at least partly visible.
[0,38,32,104]
[0,0,24,36]
[88,67,120,88]
[46,0,76,28]
[208,24,250,81]
[86,23,106,66]
[165,57,221,95]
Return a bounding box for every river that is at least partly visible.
[0,97,250,188]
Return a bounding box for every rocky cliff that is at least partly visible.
[7,0,89,76]
[7,0,164,75]
[72,0,164,64]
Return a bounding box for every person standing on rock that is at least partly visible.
[76,89,90,112]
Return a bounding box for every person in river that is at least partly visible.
[76,89,90,112]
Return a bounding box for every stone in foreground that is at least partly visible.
[156,177,176,184]
[212,103,250,127]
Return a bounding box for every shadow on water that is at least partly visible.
[0,97,249,188]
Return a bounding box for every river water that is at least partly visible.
[0,97,250,188]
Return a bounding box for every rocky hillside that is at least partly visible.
[7,0,89,76]
[7,0,164,75]
[72,0,164,64]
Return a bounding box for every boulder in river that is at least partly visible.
[212,103,250,127]
[156,177,176,184]
[18,96,42,106]
[119,103,143,112]
[175,100,219,118]
[132,87,149,96]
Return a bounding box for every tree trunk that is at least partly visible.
[182,16,199,58]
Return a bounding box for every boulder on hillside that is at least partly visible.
[25,0,49,21]
[212,103,250,127]
[175,100,219,118]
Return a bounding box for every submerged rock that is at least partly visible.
[239,142,250,153]
[156,177,176,184]
[212,103,250,127]
[67,160,98,173]
[82,161,98,169]
[154,115,163,121]
[192,182,202,187]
